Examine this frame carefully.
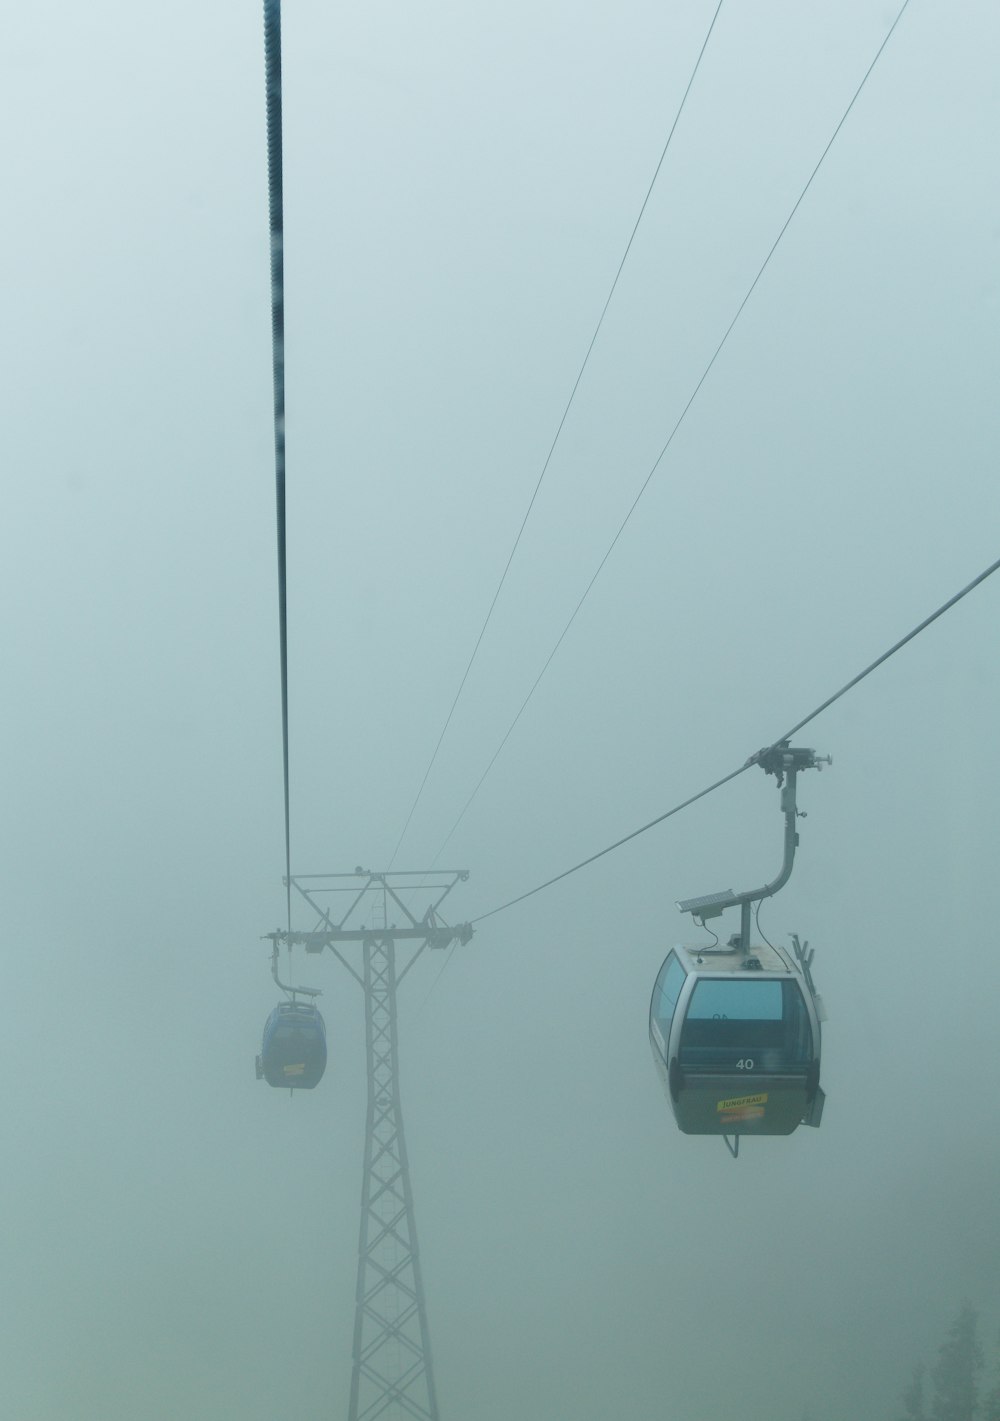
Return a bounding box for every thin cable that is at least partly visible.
[387,1,726,867]
[432,0,913,862]
[414,941,460,1016]
[264,0,291,931]
[471,550,1000,924]
[754,900,775,953]
[699,921,720,950]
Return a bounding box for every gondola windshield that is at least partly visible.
[679,978,812,1071]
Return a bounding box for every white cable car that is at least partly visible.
[650,935,824,1149]
[649,744,830,1157]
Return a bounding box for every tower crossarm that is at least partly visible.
[268,923,473,950]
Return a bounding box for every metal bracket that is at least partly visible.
[677,744,830,954]
[268,941,322,1000]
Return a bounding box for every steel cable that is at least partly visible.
[264,0,292,931]
[431,0,913,865]
[471,552,1000,923]
[388,0,727,867]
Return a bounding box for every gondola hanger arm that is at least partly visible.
[677,745,829,953]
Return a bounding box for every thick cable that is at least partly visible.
[387,1,726,867]
[764,553,1000,750]
[264,0,292,931]
[471,551,1000,924]
[432,0,913,862]
[472,764,749,923]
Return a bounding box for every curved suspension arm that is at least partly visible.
[270,943,321,1000]
[677,745,830,952]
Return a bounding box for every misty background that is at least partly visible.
[3,1,999,1418]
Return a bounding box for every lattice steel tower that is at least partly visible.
[267,869,472,1420]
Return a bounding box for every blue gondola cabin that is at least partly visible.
[257,1001,327,1090]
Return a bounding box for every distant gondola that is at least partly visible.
[256,1001,327,1090]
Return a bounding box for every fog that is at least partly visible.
[4,1,999,1418]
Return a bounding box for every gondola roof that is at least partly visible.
[671,941,798,975]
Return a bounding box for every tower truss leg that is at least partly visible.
[349,936,440,1421]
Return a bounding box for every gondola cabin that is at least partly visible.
[257,1001,327,1090]
[649,941,824,1138]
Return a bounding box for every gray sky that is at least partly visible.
[4,1,1000,1418]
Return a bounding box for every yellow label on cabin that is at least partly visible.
[284,1063,305,1076]
[721,1106,766,1124]
[717,1092,768,1112]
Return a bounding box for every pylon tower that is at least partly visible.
[351,934,438,1420]
[268,869,472,1420]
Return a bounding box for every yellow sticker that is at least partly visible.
[284,1063,306,1076]
[717,1092,768,1112]
[721,1105,766,1124]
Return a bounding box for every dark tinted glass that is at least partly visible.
[679,977,812,1071]
[687,978,783,1020]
